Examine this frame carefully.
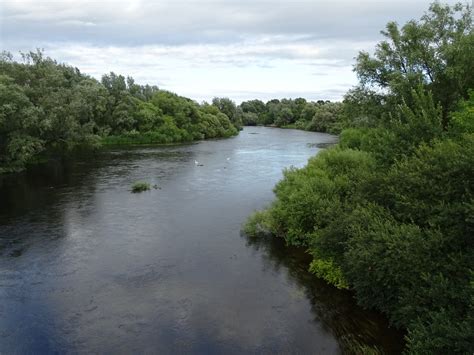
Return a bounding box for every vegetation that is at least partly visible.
[131,181,151,193]
[1,1,472,353]
[0,51,239,173]
[239,97,345,134]
[245,2,473,354]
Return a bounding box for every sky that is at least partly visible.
[0,0,462,103]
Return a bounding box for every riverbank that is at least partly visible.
[101,129,238,146]
[244,95,474,354]
[0,129,240,175]
[244,123,340,135]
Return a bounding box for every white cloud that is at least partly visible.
[29,37,362,102]
[0,0,461,102]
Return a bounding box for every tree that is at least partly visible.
[355,2,473,126]
[245,3,474,353]
[305,102,343,133]
[0,51,239,171]
[0,75,43,171]
[212,97,242,129]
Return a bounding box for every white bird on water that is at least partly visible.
[194,160,199,165]
[226,157,230,161]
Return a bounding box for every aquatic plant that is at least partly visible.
[131,181,151,193]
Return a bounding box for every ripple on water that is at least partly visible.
[0,127,403,354]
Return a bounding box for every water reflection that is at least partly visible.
[0,127,402,353]
[243,232,405,354]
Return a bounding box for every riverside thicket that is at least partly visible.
[244,3,474,353]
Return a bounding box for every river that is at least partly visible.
[0,126,402,353]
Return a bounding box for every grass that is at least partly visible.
[131,181,151,193]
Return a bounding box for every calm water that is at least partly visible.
[0,127,403,354]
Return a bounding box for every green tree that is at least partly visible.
[212,97,242,129]
[355,2,473,126]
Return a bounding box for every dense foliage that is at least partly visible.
[1,1,473,352]
[0,51,239,173]
[239,97,345,133]
[245,2,473,353]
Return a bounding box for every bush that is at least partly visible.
[269,147,376,247]
[243,3,474,353]
[308,257,349,289]
[243,210,274,237]
[244,91,474,354]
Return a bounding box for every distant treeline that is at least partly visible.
[245,2,473,354]
[0,52,241,173]
[0,47,348,174]
[238,98,344,133]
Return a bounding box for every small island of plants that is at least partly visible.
[131,181,151,193]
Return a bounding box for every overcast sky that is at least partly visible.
[0,0,462,103]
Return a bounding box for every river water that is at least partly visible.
[0,127,402,354]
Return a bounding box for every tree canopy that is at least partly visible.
[0,51,239,173]
[239,97,343,133]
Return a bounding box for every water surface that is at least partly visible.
[0,127,402,353]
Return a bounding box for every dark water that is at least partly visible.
[0,127,403,354]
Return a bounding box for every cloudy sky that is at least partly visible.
[0,0,461,103]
